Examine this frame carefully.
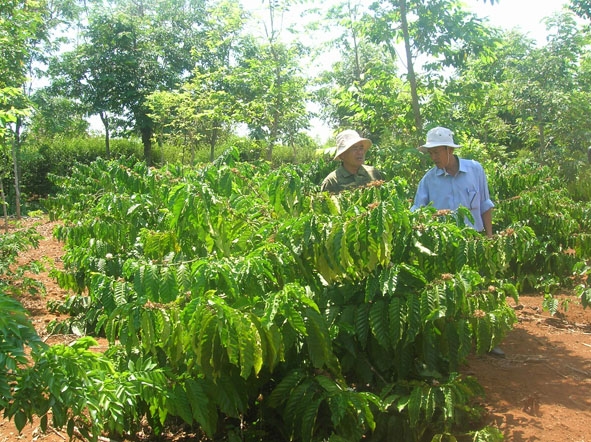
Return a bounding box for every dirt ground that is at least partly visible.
[2,217,591,442]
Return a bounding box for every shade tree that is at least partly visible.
[234,38,311,161]
[364,0,498,140]
[0,0,48,218]
[235,0,312,161]
[314,0,499,147]
[147,1,247,163]
[46,0,213,166]
[441,8,591,163]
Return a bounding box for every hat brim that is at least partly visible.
[417,142,460,154]
[334,139,372,160]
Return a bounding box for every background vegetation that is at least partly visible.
[2,0,591,441]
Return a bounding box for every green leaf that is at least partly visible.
[369,300,389,349]
[170,384,192,424]
[268,370,304,408]
[408,386,423,427]
[186,379,217,437]
[305,309,333,370]
[389,296,405,344]
[237,315,263,378]
[14,410,27,432]
[355,303,370,349]
[301,398,322,442]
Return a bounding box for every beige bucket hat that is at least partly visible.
[334,130,372,160]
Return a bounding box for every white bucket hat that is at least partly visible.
[418,127,460,153]
[334,130,372,160]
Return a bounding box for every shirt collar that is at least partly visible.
[336,164,369,178]
[434,156,465,176]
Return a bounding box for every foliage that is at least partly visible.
[23,154,546,440]
[2,0,591,440]
[570,0,591,21]
[46,0,214,165]
[7,337,169,441]
[147,0,247,163]
[8,0,589,173]
[27,90,90,140]
[1,0,71,220]
[20,137,145,197]
[1,136,147,216]
[232,36,312,161]
[488,157,591,293]
[0,224,46,414]
[0,223,45,297]
[0,294,46,412]
[7,147,591,440]
[0,0,45,89]
[314,39,411,144]
[315,0,499,142]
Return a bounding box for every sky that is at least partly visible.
[244,0,572,46]
[465,0,571,44]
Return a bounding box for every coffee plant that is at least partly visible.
[2,148,590,441]
[0,225,47,430]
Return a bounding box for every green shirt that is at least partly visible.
[321,164,384,194]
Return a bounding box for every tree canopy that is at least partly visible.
[2,0,590,169]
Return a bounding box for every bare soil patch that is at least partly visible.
[2,217,591,441]
[466,296,591,442]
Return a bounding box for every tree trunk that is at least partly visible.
[267,45,282,162]
[142,127,153,166]
[538,121,546,161]
[12,118,22,219]
[99,111,111,159]
[399,0,423,139]
[209,127,219,162]
[1,179,7,232]
[346,0,362,83]
[291,138,297,163]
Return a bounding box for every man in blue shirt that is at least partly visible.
[412,127,504,357]
[411,126,494,237]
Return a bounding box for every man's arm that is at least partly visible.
[321,171,338,193]
[411,177,428,211]
[481,208,493,237]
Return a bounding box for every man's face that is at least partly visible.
[339,143,366,169]
[427,145,450,169]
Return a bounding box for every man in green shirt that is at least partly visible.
[321,130,383,194]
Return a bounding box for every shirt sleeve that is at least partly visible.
[478,166,494,214]
[411,177,429,211]
[321,172,338,193]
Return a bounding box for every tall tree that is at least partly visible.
[443,10,591,160]
[0,0,48,219]
[314,1,408,143]
[234,36,310,161]
[48,0,210,165]
[147,0,246,163]
[238,0,311,161]
[501,13,588,157]
[441,32,526,149]
[315,39,409,143]
[314,0,498,145]
[365,0,497,140]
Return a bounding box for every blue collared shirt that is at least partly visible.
[411,157,494,232]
